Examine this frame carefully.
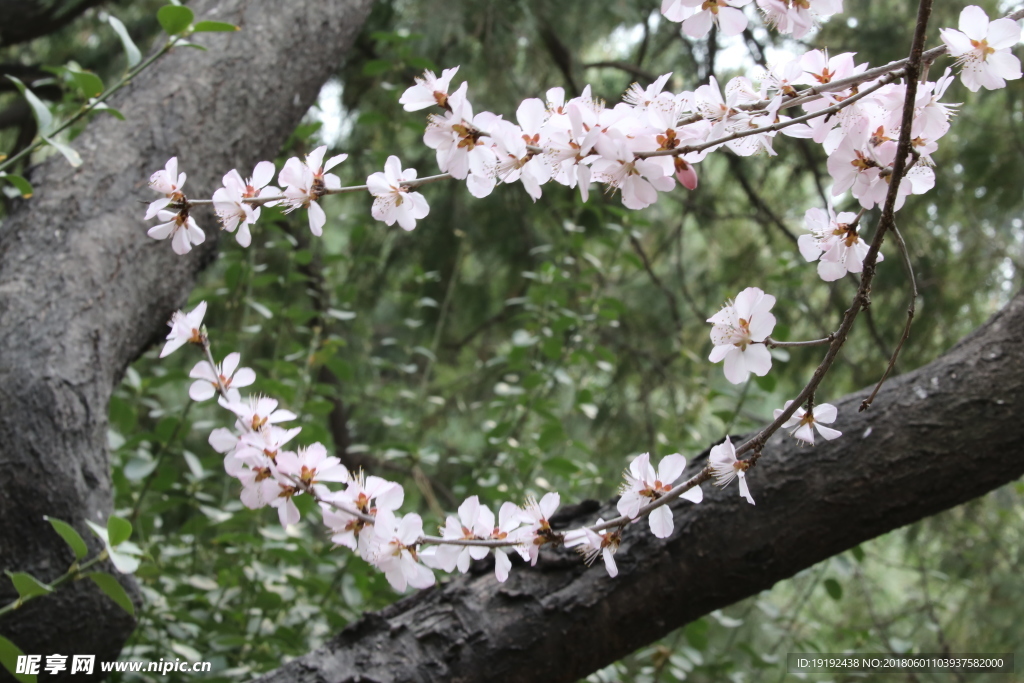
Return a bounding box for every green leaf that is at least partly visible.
[4,76,53,136]
[193,20,240,32]
[0,635,36,683]
[45,516,88,559]
[68,69,104,98]
[157,5,194,35]
[87,572,135,616]
[41,136,82,168]
[107,515,132,547]
[823,578,843,601]
[0,174,33,198]
[851,545,865,562]
[5,572,53,600]
[90,103,125,121]
[107,16,141,68]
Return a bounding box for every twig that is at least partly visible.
[731,0,934,459]
[629,233,682,329]
[860,224,917,411]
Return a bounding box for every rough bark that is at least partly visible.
[0,0,374,672]
[256,292,1024,683]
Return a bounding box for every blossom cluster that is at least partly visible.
[138,4,1016,592]
[142,6,1018,262]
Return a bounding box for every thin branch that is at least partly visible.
[765,336,834,349]
[731,0,934,460]
[860,224,918,411]
[629,233,682,329]
[582,61,656,83]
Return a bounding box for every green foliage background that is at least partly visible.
[2,1,1023,681]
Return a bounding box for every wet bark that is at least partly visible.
[0,0,374,674]
[257,292,1024,683]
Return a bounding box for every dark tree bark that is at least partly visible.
[255,292,1024,683]
[0,0,374,673]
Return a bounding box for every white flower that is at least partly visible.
[564,519,621,577]
[234,424,302,465]
[708,436,755,505]
[591,131,674,210]
[160,301,207,357]
[212,161,278,247]
[278,146,347,236]
[940,6,1022,92]
[367,156,430,231]
[145,156,186,219]
[798,204,883,282]
[321,473,404,557]
[433,496,494,574]
[188,352,256,401]
[773,400,842,445]
[680,0,752,38]
[516,492,560,565]
[147,208,205,255]
[707,287,777,384]
[617,452,702,539]
[270,443,350,527]
[399,66,460,111]
[756,0,843,38]
[221,395,297,432]
[372,511,435,592]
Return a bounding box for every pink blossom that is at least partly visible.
[798,204,883,281]
[773,401,842,445]
[707,287,777,384]
[940,6,1022,92]
[160,301,207,358]
[147,209,205,256]
[564,520,621,577]
[212,161,278,247]
[708,437,755,505]
[680,0,752,38]
[188,352,255,401]
[145,156,186,219]
[278,146,347,236]
[371,511,435,592]
[366,156,430,231]
[617,452,701,539]
[516,492,560,565]
[399,66,460,111]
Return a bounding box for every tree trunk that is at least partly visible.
[0,0,374,673]
[255,292,1024,683]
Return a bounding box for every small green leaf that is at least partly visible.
[0,174,33,198]
[851,545,865,562]
[4,76,53,136]
[193,20,240,32]
[41,136,82,168]
[824,578,843,601]
[68,69,104,98]
[157,5,194,35]
[87,572,135,616]
[90,103,125,121]
[107,16,141,68]
[45,516,87,559]
[0,635,36,683]
[5,572,52,600]
[106,516,132,546]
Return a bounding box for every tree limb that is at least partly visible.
[256,286,1024,683]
